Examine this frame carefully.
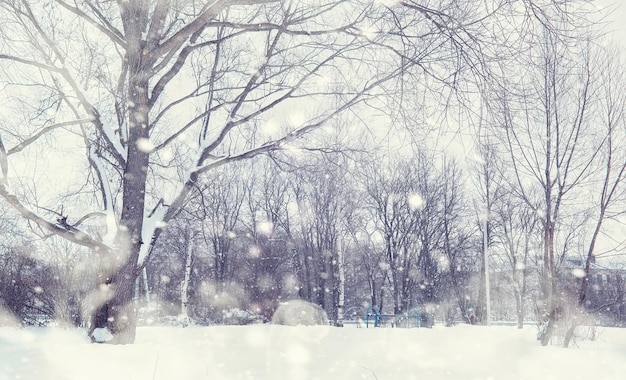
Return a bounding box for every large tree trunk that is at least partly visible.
[107,254,140,344]
[90,220,143,344]
[97,1,151,343]
[90,11,150,341]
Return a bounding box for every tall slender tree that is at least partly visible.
[563,46,626,347]
[497,21,601,345]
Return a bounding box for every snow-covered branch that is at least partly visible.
[0,183,111,253]
[7,119,94,155]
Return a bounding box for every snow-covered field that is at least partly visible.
[1,324,626,380]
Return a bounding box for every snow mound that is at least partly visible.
[271,300,328,326]
[91,327,113,343]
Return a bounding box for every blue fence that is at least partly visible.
[365,307,425,328]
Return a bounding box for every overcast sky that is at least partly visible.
[598,0,626,46]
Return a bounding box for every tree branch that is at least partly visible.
[0,184,111,253]
[55,0,127,47]
[0,135,7,184]
[0,54,63,73]
[7,118,93,155]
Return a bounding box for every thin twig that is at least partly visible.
[359,365,379,380]
[152,351,159,380]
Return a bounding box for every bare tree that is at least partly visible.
[344,206,387,313]
[0,0,403,343]
[496,19,602,344]
[0,207,53,325]
[364,156,421,314]
[196,166,246,294]
[0,0,586,343]
[563,45,626,347]
[439,158,475,324]
[239,159,294,320]
[494,187,541,328]
[470,141,504,324]
[178,230,195,328]
[363,151,466,316]
[291,150,359,325]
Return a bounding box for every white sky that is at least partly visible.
[598,1,626,46]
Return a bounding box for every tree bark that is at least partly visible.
[180,238,194,328]
[336,237,345,327]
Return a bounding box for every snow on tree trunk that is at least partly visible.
[107,274,137,344]
[271,300,328,326]
[99,5,152,342]
[180,237,194,328]
[143,267,150,303]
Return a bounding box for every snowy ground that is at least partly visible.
[1,323,626,380]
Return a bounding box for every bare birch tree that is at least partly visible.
[470,141,503,324]
[285,149,355,325]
